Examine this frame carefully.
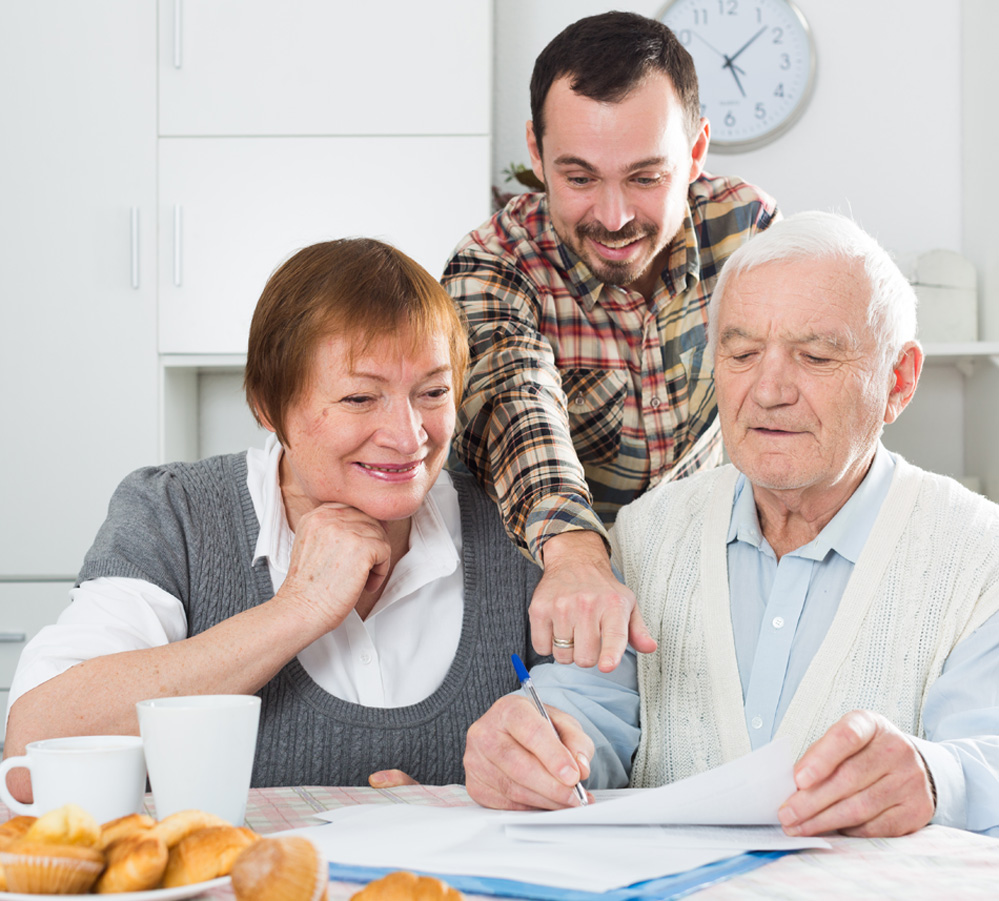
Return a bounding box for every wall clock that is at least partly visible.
[658,0,817,152]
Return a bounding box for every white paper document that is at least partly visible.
[502,734,799,827]
[292,739,829,893]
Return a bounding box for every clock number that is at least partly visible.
[717,0,738,13]
[755,102,766,119]
[724,111,736,127]
[693,8,709,25]
[700,103,707,116]
[678,29,692,46]
[774,83,784,97]
[772,27,784,44]
[780,53,791,69]
[756,6,763,23]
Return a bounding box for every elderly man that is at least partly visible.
[463,212,999,838]
[444,11,778,673]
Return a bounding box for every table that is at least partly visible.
[3,787,998,899]
[227,785,999,900]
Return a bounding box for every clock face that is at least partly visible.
[659,0,816,152]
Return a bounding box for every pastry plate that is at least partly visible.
[0,875,230,900]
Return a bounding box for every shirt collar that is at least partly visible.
[727,442,896,564]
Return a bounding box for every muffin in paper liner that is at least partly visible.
[0,841,104,894]
[230,836,328,901]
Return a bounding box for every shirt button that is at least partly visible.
[574,395,585,406]
[751,716,763,730]
[650,397,661,408]
[359,653,372,665]
[772,616,785,629]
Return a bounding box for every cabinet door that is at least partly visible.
[158,136,490,354]
[158,0,491,136]
[0,2,158,577]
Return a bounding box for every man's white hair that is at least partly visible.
[708,211,918,371]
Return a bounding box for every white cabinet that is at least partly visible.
[158,135,490,354]
[0,1,158,578]
[1,0,493,584]
[158,0,491,137]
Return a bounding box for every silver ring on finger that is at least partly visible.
[552,636,575,650]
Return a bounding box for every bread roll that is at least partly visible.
[351,871,463,901]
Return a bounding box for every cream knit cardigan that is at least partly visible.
[608,457,999,788]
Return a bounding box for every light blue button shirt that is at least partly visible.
[530,445,999,836]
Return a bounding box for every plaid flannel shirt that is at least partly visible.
[443,173,778,560]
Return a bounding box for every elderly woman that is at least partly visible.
[4,238,543,797]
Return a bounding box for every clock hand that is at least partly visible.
[727,25,768,66]
[724,59,747,98]
[691,30,729,61]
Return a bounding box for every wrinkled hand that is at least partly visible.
[368,769,420,788]
[464,694,594,810]
[778,710,936,838]
[533,531,656,671]
[279,504,392,633]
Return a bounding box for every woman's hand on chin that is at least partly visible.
[278,503,393,633]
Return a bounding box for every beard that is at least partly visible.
[571,220,662,287]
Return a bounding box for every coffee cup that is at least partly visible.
[136,694,260,825]
[0,735,146,824]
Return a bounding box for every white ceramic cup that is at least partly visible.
[136,694,261,825]
[0,735,147,823]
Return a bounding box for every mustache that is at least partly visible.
[575,221,658,244]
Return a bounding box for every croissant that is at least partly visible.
[162,824,259,887]
[94,831,169,894]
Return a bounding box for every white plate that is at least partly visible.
[0,875,230,900]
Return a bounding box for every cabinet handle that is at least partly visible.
[173,205,183,287]
[0,633,26,643]
[130,206,140,289]
[173,0,183,69]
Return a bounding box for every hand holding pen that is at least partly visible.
[511,654,588,806]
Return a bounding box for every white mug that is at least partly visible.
[137,695,261,825]
[0,735,147,824]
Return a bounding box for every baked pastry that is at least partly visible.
[162,824,259,887]
[149,809,229,848]
[351,871,463,901]
[0,839,104,894]
[22,803,101,848]
[230,836,329,901]
[0,815,36,851]
[99,812,155,851]
[94,831,168,894]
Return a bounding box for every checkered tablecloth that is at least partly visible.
[2,786,998,899]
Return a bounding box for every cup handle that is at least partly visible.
[0,755,37,816]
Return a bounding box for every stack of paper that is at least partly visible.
[286,739,829,895]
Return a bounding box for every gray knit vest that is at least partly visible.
[78,453,543,786]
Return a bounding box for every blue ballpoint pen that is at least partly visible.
[510,653,588,806]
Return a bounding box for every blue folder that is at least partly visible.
[326,850,791,900]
